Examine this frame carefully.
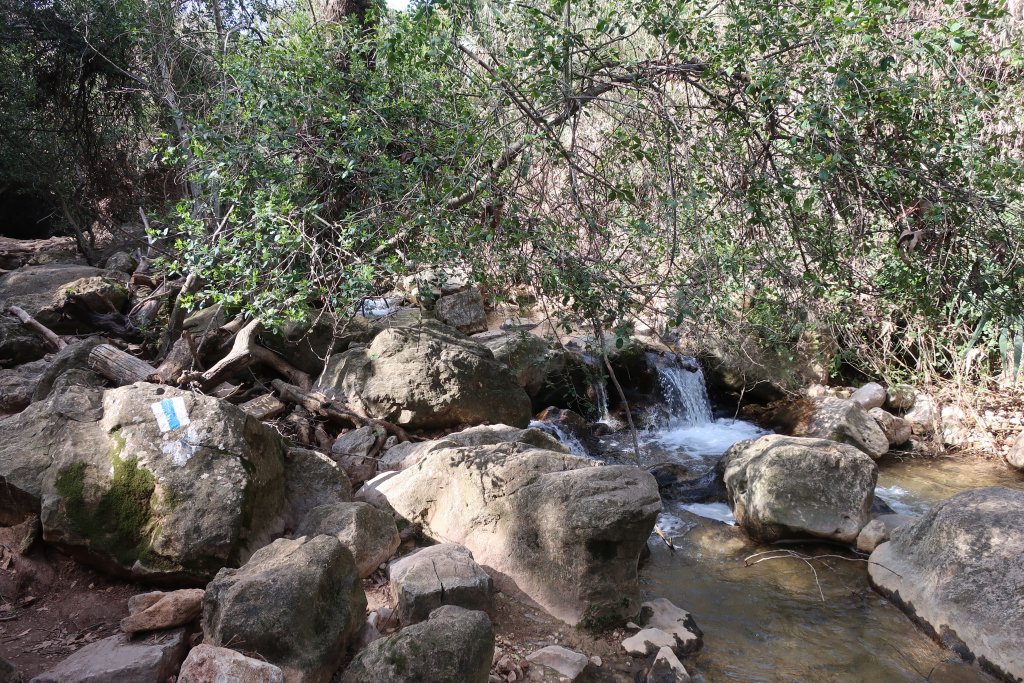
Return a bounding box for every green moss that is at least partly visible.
[54,430,160,568]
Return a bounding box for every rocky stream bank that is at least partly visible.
[0,237,1022,682]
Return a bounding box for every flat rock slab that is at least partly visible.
[639,598,703,655]
[869,487,1024,682]
[30,628,188,683]
[178,645,285,683]
[622,628,676,657]
[389,543,493,624]
[120,588,204,634]
[526,645,589,680]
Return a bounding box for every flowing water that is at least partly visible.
[582,358,1022,682]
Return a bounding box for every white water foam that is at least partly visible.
[680,502,736,525]
[874,485,929,515]
[653,418,767,462]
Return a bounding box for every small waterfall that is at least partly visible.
[657,359,714,426]
[593,380,612,424]
[531,420,590,457]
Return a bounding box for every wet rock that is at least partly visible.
[389,543,493,625]
[284,447,352,531]
[0,359,47,414]
[30,628,188,683]
[178,645,285,683]
[120,588,204,633]
[367,443,660,626]
[340,605,494,683]
[296,502,400,577]
[855,513,915,553]
[868,487,1024,682]
[638,598,703,655]
[645,647,691,683]
[885,384,917,412]
[621,628,676,656]
[850,382,886,410]
[203,535,366,683]
[2,382,288,581]
[526,645,589,680]
[721,435,877,544]
[319,319,531,429]
[1007,431,1024,471]
[797,397,889,459]
[869,408,912,447]
[434,286,487,334]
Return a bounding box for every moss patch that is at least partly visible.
[54,431,160,567]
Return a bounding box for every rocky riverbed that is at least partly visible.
[0,238,1022,683]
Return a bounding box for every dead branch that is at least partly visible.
[8,305,66,351]
[269,379,415,443]
[187,319,312,391]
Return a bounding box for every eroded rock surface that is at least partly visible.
[868,487,1024,682]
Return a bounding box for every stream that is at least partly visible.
[577,361,1023,682]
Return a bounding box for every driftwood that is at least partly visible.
[87,344,158,385]
[8,305,66,351]
[156,333,198,383]
[270,379,414,443]
[187,319,312,392]
[130,278,183,329]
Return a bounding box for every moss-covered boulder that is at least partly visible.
[0,263,129,332]
[1,382,289,583]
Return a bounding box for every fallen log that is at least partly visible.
[88,344,158,385]
[270,379,415,443]
[190,319,312,391]
[240,393,288,420]
[8,305,66,351]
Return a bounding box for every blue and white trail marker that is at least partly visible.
[151,397,191,433]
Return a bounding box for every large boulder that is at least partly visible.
[389,543,493,625]
[433,286,487,334]
[474,331,565,397]
[363,443,660,626]
[283,447,352,532]
[30,628,189,683]
[378,424,567,473]
[796,397,889,459]
[202,535,367,683]
[0,263,129,332]
[721,435,878,544]
[869,408,912,447]
[318,319,531,429]
[178,645,285,683]
[263,313,375,376]
[296,502,400,577]
[340,606,494,683]
[869,487,1024,682]
[0,382,287,581]
[850,382,886,410]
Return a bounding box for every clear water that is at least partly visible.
[529,419,590,458]
[638,361,1020,682]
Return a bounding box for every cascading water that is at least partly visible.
[657,362,714,426]
[651,358,766,465]
[529,420,589,457]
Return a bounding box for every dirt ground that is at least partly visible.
[0,533,147,677]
